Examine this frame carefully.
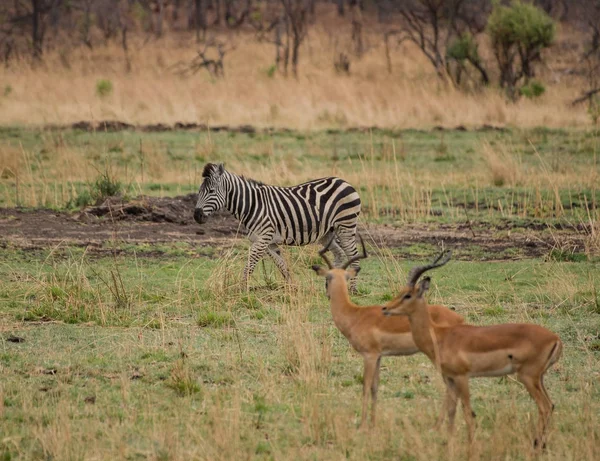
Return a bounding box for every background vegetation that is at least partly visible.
[0,0,599,128]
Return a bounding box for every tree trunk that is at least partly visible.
[156,0,164,37]
[337,0,344,16]
[194,0,205,43]
[31,0,43,61]
[291,31,300,78]
[122,23,131,72]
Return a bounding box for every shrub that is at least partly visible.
[447,33,480,64]
[520,80,546,99]
[487,1,555,99]
[265,65,277,78]
[95,79,113,98]
[166,359,202,397]
[92,169,122,200]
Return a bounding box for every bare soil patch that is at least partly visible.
[0,194,586,260]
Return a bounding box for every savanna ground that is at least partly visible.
[0,125,599,461]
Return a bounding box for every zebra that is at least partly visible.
[194,163,362,290]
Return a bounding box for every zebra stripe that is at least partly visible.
[194,163,362,288]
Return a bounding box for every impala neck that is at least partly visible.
[328,276,359,335]
[407,303,439,364]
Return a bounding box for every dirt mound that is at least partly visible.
[40,121,509,135]
[79,194,199,225]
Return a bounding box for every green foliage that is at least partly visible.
[3,85,12,97]
[588,96,600,125]
[92,169,122,200]
[197,310,232,328]
[66,189,93,209]
[487,1,555,98]
[487,1,555,51]
[447,33,480,64]
[166,359,203,397]
[265,65,277,78]
[95,79,113,98]
[520,80,546,98]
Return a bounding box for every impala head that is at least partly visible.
[194,163,226,224]
[312,234,367,298]
[382,250,452,316]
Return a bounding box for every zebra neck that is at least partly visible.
[223,171,263,227]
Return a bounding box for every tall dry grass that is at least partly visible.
[0,21,592,130]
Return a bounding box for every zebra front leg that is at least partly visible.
[336,226,360,293]
[243,238,271,290]
[267,244,290,281]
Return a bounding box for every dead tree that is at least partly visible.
[280,0,309,77]
[171,39,235,78]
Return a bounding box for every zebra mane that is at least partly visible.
[240,175,265,187]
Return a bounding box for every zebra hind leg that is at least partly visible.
[336,226,360,293]
[267,244,290,282]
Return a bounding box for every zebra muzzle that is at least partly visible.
[194,209,207,224]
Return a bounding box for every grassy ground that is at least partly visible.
[1,127,599,227]
[1,242,599,460]
[1,126,599,459]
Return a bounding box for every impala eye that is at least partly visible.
[403,294,412,300]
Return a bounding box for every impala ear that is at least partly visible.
[312,265,328,276]
[417,277,431,298]
[346,267,361,277]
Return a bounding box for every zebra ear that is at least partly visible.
[217,163,225,175]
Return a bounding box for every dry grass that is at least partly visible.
[1,247,599,461]
[1,128,598,231]
[0,23,592,130]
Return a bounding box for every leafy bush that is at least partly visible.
[447,33,480,64]
[488,1,555,51]
[95,79,113,98]
[487,1,555,99]
[520,80,546,98]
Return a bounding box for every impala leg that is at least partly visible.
[443,377,459,436]
[370,356,382,426]
[266,244,290,281]
[435,377,455,430]
[453,376,475,444]
[518,372,552,449]
[360,354,379,428]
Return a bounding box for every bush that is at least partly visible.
[92,169,122,200]
[95,79,113,98]
[447,33,480,63]
[520,80,546,99]
[487,1,555,99]
[488,1,555,51]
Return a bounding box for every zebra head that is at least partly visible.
[194,163,226,224]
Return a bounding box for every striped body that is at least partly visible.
[194,164,361,288]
